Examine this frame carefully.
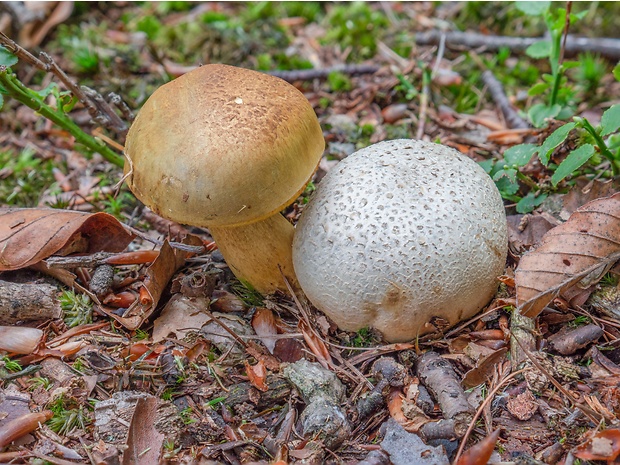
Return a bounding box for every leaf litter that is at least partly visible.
[1,2,620,465]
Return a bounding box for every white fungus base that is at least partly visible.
[292,139,507,342]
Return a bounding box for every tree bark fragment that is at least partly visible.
[416,351,474,437]
[0,280,62,323]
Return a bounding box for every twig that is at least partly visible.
[0,32,129,136]
[0,66,125,167]
[268,64,380,82]
[416,67,431,140]
[204,311,248,349]
[415,30,620,61]
[559,2,573,65]
[453,364,525,464]
[482,70,530,129]
[511,330,602,424]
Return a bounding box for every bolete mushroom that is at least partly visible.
[124,64,324,294]
[292,139,507,342]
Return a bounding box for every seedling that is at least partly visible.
[0,44,124,167]
[47,394,91,435]
[28,376,52,391]
[60,290,93,328]
[517,1,587,126]
[179,406,197,425]
[1,356,22,373]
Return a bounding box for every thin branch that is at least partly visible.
[482,70,530,129]
[0,32,129,136]
[416,30,620,61]
[0,67,125,167]
[268,64,380,82]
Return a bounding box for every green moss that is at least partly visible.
[0,149,59,207]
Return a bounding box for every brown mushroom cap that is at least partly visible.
[124,64,324,228]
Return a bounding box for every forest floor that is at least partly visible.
[1,2,620,465]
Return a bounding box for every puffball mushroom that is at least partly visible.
[124,64,324,294]
[292,139,507,342]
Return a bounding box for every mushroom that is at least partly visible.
[124,64,324,294]
[292,139,507,342]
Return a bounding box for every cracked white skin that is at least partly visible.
[293,139,507,342]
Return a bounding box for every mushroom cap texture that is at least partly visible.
[292,139,508,342]
[124,64,325,228]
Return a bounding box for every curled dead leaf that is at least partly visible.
[455,429,501,465]
[252,307,278,354]
[0,208,134,271]
[516,193,620,317]
[573,428,620,462]
[102,235,203,330]
[244,360,268,392]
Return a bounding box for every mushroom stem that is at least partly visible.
[209,213,298,295]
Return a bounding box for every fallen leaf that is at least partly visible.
[573,428,620,461]
[104,235,203,330]
[122,396,164,465]
[506,213,558,252]
[0,410,53,448]
[561,177,618,218]
[462,347,508,388]
[152,294,211,342]
[0,208,134,271]
[455,429,501,465]
[252,307,278,354]
[244,360,268,392]
[516,193,620,317]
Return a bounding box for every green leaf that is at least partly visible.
[496,179,520,198]
[136,15,162,41]
[525,41,552,59]
[571,10,588,21]
[0,46,18,67]
[527,82,549,97]
[613,62,620,82]
[601,104,620,137]
[516,192,548,214]
[515,1,550,16]
[478,159,494,174]
[493,167,518,183]
[562,60,580,70]
[528,103,561,128]
[0,93,3,110]
[34,82,59,99]
[551,144,596,186]
[538,122,576,165]
[504,144,538,167]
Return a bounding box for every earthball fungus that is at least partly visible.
[124,64,324,294]
[292,139,507,342]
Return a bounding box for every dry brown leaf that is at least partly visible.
[152,294,211,342]
[252,307,278,354]
[122,396,164,465]
[299,319,332,368]
[516,193,620,317]
[462,347,508,388]
[103,235,203,330]
[573,428,620,462]
[244,360,268,392]
[455,429,501,465]
[0,208,134,271]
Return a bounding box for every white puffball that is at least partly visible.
[293,139,507,342]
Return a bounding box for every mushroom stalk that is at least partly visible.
[209,213,298,294]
